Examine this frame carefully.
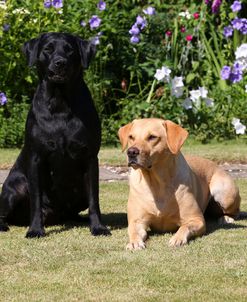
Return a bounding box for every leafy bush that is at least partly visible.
[0,0,246,147]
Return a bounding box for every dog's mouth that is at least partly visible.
[128,159,152,170]
[48,70,67,83]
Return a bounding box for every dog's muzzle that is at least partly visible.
[127,147,140,167]
[48,58,68,83]
[127,147,152,169]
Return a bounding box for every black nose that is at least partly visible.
[54,58,67,68]
[127,147,140,158]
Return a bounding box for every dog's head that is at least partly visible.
[118,118,188,170]
[22,32,96,83]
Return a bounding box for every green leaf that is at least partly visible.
[25,75,33,83]
[192,61,199,71]
[186,73,196,83]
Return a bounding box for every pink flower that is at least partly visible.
[193,12,200,19]
[166,30,172,37]
[186,35,193,41]
[180,26,186,33]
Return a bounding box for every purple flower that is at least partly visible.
[52,0,63,9]
[229,62,243,83]
[3,24,10,32]
[205,0,211,4]
[212,0,222,13]
[143,6,156,15]
[89,15,101,30]
[231,1,242,12]
[221,66,231,80]
[130,35,140,44]
[44,0,52,8]
[129,24,140,35]
[223,26,233,38]
[0,92,7,106]
[135,15,147,30]
[240,18,247,34]
[232,18,243,30]
[97,1,106,11]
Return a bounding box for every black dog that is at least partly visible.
[0,32,110,238]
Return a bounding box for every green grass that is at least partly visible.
[100,139,247,166]
[0,139,246,168]
[0,180,247,301]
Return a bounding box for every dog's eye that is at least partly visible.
[128,135,134,141]
[147,135,157,141]
[64,45,73,54]
[43,45,54,53]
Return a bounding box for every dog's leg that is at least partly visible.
[85,158,111,236]
[0,189,11,232]
[0,171,28,231]
[25,155,45,238]
[169,218,206,247]
[209,170,241,224]
[126,221,148,251]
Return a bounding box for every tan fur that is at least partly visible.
[118,118,241,250]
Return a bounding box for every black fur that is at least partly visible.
[0,32,110,238]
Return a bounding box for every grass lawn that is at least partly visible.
[0,179,247,301]
[100,139,247,165]
[1,139,246,169]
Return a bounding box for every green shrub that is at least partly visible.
[0,0,246,147]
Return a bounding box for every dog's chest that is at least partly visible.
[38,114,89,159]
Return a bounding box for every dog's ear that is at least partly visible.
[163,120,188,154]
[76,38,96,69]
[22,37,40,66]
[118,122,133,151]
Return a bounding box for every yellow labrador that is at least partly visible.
[118,118,241,250]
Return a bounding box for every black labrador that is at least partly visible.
[0,32,111,238]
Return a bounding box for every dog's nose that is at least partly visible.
[127,147,140,158]
[54,58,67,68]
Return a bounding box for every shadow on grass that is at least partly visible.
[205,211,247,235]
[45,212,127,236]
[145,213,247,241]
[9,212,246,237]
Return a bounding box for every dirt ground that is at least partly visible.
[0,163,246,185]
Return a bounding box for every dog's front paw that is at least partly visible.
[25,228,45,238]
[90,224,111,236]
[169,234,188,247]
[126,241,146,251]
[0,223,9,232]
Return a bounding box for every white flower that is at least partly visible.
[235,44,247,59]
[143,6,156,15]
[182,98,192,109]
[12,8,30,14]
[235,58,247,71]
[154,66,171,82]
[171,77,184,97]
[189,89,201,102]
[204,98,214,107]
[235,123,246,134]
[199,86,208,98]
[245,84,247,93]
[235,43,247,70]
[92,36,100,45]
[172,87,184,98]
[171,76,184,89]
[179,10,191,19]
[232,118,246,135]
[231,118,240,126]
[0,1,7,9]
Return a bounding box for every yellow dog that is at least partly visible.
[118,118,241,250]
